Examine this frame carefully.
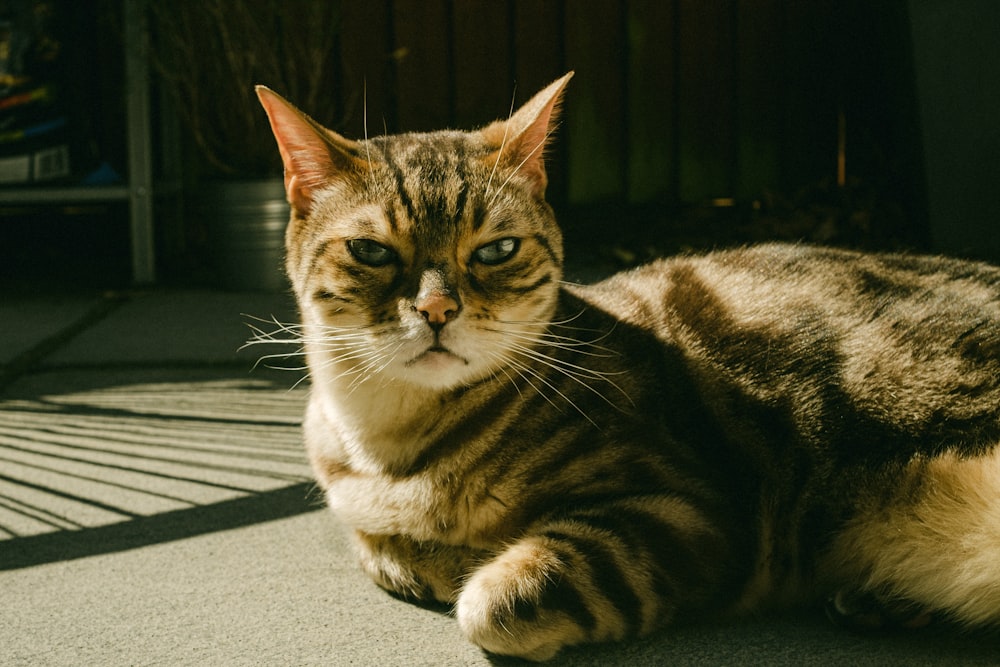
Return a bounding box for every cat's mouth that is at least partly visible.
[406,345,469,367]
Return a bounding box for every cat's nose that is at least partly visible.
[415,268,462,329]
[415,291,461,330]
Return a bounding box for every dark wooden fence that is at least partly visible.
[328,1,920,222]
[161,0,922,254]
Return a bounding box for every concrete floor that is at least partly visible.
[2,288,998,666]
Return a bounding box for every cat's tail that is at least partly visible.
[824,446,1000,628]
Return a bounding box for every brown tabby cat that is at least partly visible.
[255,73,1000,661]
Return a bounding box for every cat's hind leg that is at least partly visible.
[455,495,729,661]
[824,446,1000,630]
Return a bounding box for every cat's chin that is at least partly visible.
[408,348,466,367]
[397,347,481,390]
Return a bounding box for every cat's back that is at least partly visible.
[573,243,1000,348]
[567,243,1000,460]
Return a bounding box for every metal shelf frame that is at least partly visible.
[0,0,156,284]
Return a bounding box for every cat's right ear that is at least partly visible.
[256,85,366,215]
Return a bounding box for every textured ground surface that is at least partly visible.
[2,288,997,666]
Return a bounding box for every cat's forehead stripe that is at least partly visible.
[453,182,469,231]
[381,139,478,235]
[383,201,399,234]
[378,144,420,224]
[470,200,489,232]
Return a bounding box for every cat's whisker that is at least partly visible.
[488,315,619,352]
[339,340,406,393]
[497,310,610,336]
[486,327,619,358]
[548,316,619,338]
[558,279,593,289]
[505,342,633,411]
[499,355,567,416]
[485,351,526,401]
[497,367,524,401]
[507,347,624,392]
[483,320,620,362]
[248,348,310,372]
[302,337,381,353]
[258,330,400,392]
[325,355,381,388]
[242,322,309,372]
[505,356,600,428]
[244,316,408,386]
[245,312,369,333]
[244,326,375,353]
[363,343,405,379]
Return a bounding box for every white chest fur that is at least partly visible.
[303,387,510,548]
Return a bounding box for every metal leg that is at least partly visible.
[123,0,155,284]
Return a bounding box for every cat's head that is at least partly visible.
[257,73,572,391]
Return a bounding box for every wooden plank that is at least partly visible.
[735,0,783,201]
[512,0,566,96]
[780,0,839,191]
[453,0,513,129]
[564,0,627,204]
[676,0,737,202]
[626,0,675,204]
[338,0,393,137]
[392,0,452,132]
[512,0,568,205]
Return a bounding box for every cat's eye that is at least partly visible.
[347,239,397,267]
[473,238,520,266]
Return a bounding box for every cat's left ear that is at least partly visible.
[256,85,366,215]
[482,71,574,198]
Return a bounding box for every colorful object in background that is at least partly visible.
[0,0,71,184]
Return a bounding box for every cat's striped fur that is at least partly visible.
[257,73,1000,660]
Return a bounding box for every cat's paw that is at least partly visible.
[360,548,437,603]
[353,532,461,605]
[825,588,935,631]
[456,538,589,662]
[358,534,446,604]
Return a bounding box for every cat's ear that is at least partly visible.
[481,71,574,197]
[256,85,366,215]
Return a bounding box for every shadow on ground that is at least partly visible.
[0,482,320,570]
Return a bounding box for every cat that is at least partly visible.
[255,73,1000,661]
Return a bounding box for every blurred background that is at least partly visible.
[0,0,997,292]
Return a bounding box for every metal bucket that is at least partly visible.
[200,179,290,292]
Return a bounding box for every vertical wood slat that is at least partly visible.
[564,0,627,205]
[676,0,737,202]
[512,0,565,96]
[333,0,839,206]
[626,0,676,204]
[325,0,884,219]
[781,0,839,191]
[337,0,393,138]
[511,0,567,204]
[392,0,452,132]
[452,1,513,129]
[735,0,783,201]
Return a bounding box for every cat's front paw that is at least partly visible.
[456,538,592,662]
[354,532,472,606]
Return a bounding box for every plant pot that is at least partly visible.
[198,179,290,292]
